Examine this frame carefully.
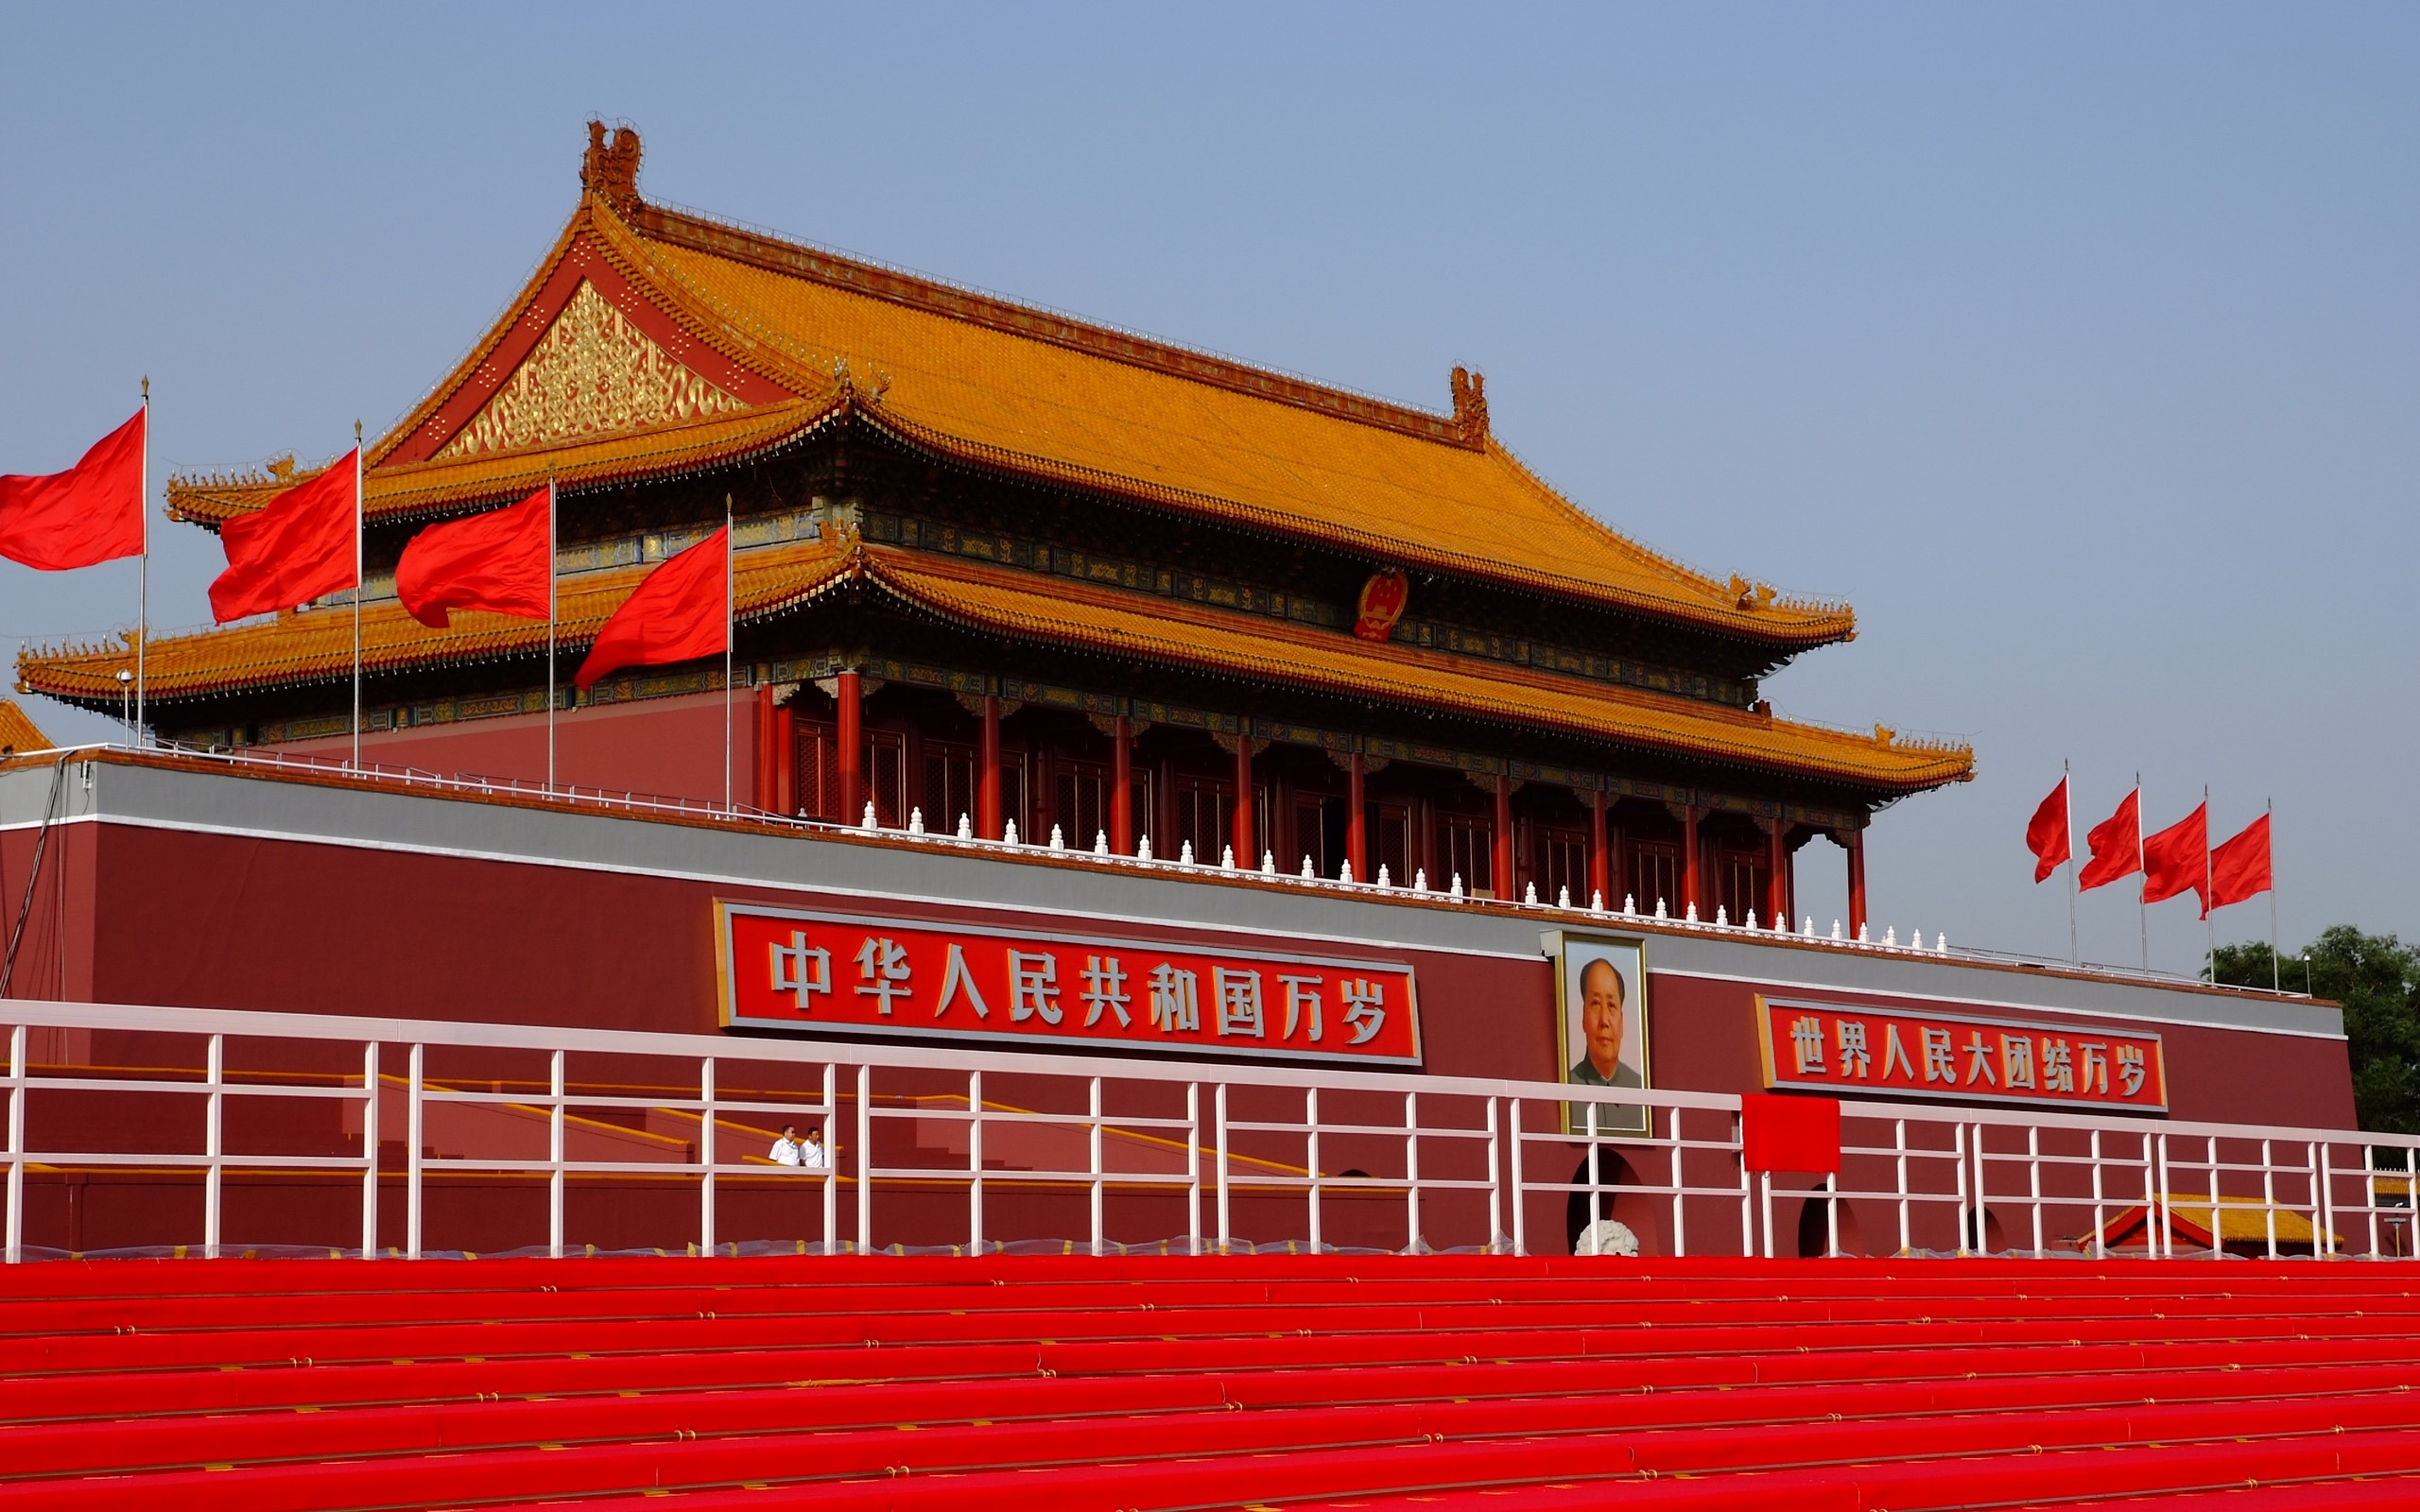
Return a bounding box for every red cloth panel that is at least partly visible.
[2210,814,2273,910]
[2142,802,2209,916]
[208,450,360,622]
[2077,788,2142,891]
[1740,1092,1841,1174]
[394,484,551,628]
[574,525,728,690]
[2025,775,2070,883]
[0,408,145,571]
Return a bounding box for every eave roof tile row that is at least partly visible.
[18,538,1968,793]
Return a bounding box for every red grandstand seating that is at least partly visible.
[3,1255,2418,1509]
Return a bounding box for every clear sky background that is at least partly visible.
[3,4,2412,979]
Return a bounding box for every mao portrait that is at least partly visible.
[1558,936,1650,1136]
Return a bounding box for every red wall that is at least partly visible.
[279,692,765,810]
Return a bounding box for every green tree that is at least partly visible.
[2211,927,2420,1134]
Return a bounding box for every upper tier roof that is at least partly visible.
[166,126,1855,654]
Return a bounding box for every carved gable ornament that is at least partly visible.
[434,281,747,460]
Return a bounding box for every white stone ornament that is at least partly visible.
[1376,864,1392,888]
[908,807,925,835]
[1525,883,1539,905]
[1685,902,1699,923]
[1094,830,1109,856]
[860,800,879,831]
[1450,873,1465,900]
[1048,824,1065,852]
[1576,1217,1640,1257]
[1591,889,1605,913]
[1413,868,1428,893]
[1302,855,1316,879]
[1558,885,1572,908]
[1261,850,1277,876]
[1003,819,1020,846]
[1137,835,1153,861]
[1339,860,1354,885]
[957,813,974,840]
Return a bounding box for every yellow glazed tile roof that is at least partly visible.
[622,204,1854,647]
[169,187,1854,649]
[16,537,853,704]
[167,402,834,529]
[852,544,1967,792]
[0,697,53,755]
[17,529,1965,792]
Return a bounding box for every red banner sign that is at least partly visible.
[717,902,1423,1066]
[1757,996,2167,1112]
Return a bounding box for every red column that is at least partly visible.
[752,685,775,812]
[978,691,1001,839]
[772,699,796,816]
[1231,731,1254,865]
[836,669,863,825]
[1111,713,1133,855]
[1767,819,1788,927]
[1588,788,1610,906]
[1846,830,1868,937]
[1346,751,1366,881]
[1493,773,1513,900]
[1682,802,1703,917]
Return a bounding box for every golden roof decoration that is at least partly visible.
[164,123,1857,651]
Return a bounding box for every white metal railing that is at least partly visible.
[5,744,2309,997]
[0,997,2407,1263]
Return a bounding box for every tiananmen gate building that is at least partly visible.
[1,126,2353,1263]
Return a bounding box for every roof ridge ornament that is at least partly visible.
[1448,366,1488,448]
[583,121,643,215]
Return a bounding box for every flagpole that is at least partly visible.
[2268,797,2280,993]
[546,473,558,796]
[723,493,734,815]
[2064,758,2077,964]
[136,377,149,748]
[2135,772,2148,972]
[351,421,363,771]
[2204,783,2215,985]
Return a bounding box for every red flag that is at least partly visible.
[2025,775,2070,884]
[574,526,728,691]
[2210,814,2273,910]
[2141,802,2209,917]
[0,409,146,571]
[2076,788,2140,891]
[396,486,550,628]
[209,450,360,623]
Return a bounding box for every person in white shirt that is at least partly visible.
[770,1124,831,1170]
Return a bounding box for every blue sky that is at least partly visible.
[3,4,2412,976]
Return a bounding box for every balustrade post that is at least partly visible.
[202,1034,224,1260]
[1215,1082,1231,1253]
[1668,1106,1686,1259]
[360,1042,380,1259]
[856,1063,873,1254]
[1736,1108,1754,1258]
[1894,1118,1910,1258]
[699,1057,717,1258]
[967,1069,983,1255]
[1186,1082,1202,1257]
[1485,1096,1502,1255]
[1306,1085,1322,1252]
[549,1048,566,1259]
[1403,1091,1420,1254]
[2263,1137,2278,1261]
[7,1024,26,1265]
[1509,1097,1528,1258]
[406,1043,424,1260]
[2029,1125,2044,1258]
[821,1061,838,1254]
[1088,1074,1104,1258]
